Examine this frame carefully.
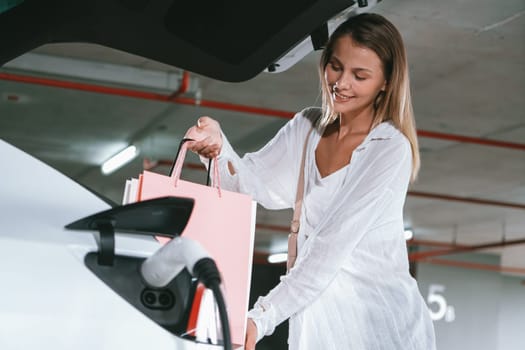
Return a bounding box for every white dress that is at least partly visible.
[216,107,436,350]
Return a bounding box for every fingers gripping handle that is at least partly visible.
[169,138,221,196]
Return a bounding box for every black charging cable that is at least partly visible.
[192,258,232,350]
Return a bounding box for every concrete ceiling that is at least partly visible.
[1,0,524,272]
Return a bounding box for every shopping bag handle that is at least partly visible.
[169,138,221,196]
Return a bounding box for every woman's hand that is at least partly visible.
[185,116,223,159]
[245,318,258,350]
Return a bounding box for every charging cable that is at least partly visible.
[141,237,232,350]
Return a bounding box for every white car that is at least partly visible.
[0,139,216,349]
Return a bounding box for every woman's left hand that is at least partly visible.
[245,318,258,350]
[184,116,223,159]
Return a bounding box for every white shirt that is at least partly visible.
[216,107,436,350]
[302,150,349,240]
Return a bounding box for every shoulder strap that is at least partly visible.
[293,128,313,225]
[287,126,315,273]
[294,107,321,218]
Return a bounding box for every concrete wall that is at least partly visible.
[417,254,525,350]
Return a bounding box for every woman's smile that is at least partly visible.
[332,88,354,102]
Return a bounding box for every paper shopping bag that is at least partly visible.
[134,140,256,348]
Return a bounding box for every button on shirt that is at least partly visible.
[215,107,436,350]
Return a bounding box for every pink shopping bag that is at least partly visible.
[137,139,256,348]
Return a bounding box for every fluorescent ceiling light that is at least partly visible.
[404,229,414,240]
[101,145,138,175]
[267,252,288,264]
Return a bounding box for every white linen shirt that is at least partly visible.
[215,107,436,350]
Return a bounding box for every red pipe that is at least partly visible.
[408,190,525,210]
[2,72,524,150]
[409,237,525,261]
[0,72,173,101]
[408,239,467,249]
[256,223,290,233]
[168,70,190,99]
[172,96,294,119]
[422,258,525,275]
[417,129,525,151]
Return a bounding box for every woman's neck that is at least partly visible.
[337,108,374,140]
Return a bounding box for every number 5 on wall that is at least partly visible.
[427,284,455,322]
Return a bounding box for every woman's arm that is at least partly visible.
[188,108,319,209]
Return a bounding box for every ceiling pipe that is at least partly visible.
[417,129,525,151]
[168,70,190,99]
[408,239,468,249]
[409,237,525,261]
[254,223,290,233]
[407,190,525,210]
[1,72,524,151]
[0,71,172,100]
[421,258,525,276]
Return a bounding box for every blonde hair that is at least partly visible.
[318,13,420,182]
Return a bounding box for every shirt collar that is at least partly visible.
[354,121,399,152]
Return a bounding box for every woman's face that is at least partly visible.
[325,36,387,117]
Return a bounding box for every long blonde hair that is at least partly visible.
[318,13,420,182]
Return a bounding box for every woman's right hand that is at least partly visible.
[184,116,223,159]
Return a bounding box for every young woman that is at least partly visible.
[185,13,436,350]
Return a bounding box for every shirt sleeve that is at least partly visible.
[214,108,317,210]
[248,133,413,342]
